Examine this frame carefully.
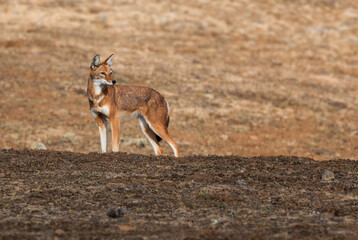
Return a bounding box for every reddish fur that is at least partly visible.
[87,54,179,157]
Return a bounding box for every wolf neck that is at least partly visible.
[88,78,107,103]
[93,81,105,95]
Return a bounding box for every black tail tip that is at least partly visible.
[166,117,170,128]
[156,134,162,142]
[155,117,170,143]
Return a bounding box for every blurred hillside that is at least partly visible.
[0,0,357,159]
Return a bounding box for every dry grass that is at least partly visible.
[0,0,357,160]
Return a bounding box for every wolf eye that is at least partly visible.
[100,72,106,75]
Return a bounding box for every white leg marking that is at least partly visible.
[90,108,98,118]
[141,116,177,156]
[166,99,170,115]
[168,141,179,157]
[138,117,161,155]
[98,120,108,153]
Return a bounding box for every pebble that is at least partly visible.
[32,142,46,150]
[107,207,127,218]
[322,170,335,181]
[309,210,320,216]
[55,229,65,236]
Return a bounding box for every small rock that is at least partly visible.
[55,229,65,236]
[117,207,127,216]
[211,219,219,225]
[107,207,127,218]
[107,209,117,218]
[309,210,320,216]
[322,170,335,181]
[32,142,46,150]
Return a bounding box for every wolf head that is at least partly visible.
[90,54,116,86]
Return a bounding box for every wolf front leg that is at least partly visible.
[111,115,120,152]
[95,114,108,153]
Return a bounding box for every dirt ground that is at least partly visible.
[1,149,358,239]
[1,0,358,239]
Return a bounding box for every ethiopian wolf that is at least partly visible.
[87,54,179,157]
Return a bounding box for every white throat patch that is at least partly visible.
[90,105,110,118]
[93,78,107,95]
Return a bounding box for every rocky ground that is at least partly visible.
[1,149,358,239]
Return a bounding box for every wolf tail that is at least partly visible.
[156,99,171,142]
[155,117,170,142]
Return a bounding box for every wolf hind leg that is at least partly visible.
[138,116,163,156]
[144,117,179,157]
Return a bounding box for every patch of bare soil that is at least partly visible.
[1,149,358,239]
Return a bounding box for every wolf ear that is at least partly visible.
[91,54,100,69]
[105,54,114,67]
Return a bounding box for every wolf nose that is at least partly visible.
[112,80,116,85]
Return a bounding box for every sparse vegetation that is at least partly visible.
[0,0,357,160]
[198,189,207,196]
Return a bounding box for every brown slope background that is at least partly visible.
[1,1,358,239]
[0,0,357,160]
